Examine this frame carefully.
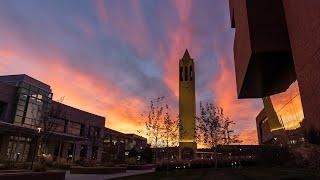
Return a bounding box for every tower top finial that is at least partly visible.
[183,49,191,59]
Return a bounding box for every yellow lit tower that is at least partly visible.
[179,49,197,159]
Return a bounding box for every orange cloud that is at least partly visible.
[0,49,17,59]
[239,128,258,145]
[211,57,262,143]
[0,48,148,137]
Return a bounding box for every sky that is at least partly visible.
[0,0,262,144]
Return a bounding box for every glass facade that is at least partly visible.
[270,81,304,130]
[14,81,52,129]
[7,136,32,162]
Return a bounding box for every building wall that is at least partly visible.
[256,109,273,144]
[50,101,105,161]
[282,0,320,134]
[229,0,320,144]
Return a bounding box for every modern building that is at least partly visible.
[229,0,320,144]
[256,109,274,144]
[0,74,105,162]
[256,81,305,145]
[179,49,197,159]
[103,128,148,163]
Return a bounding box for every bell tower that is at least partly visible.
[179,49,196,159]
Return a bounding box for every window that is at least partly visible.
[68,121,81,136]
[190,66,193,80]
[184,66,188,81]
[80,124,85,136]
[52,118,66,133]
[80,145,88,158]
[270,81,304,130]
[91,146,98,159]
[88,126,100,138]
[180,67,183,81]
[14,84,52,129]
[0,101,6,119]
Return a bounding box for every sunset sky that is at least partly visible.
[0,0,262,144]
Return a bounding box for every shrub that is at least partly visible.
[52,158,71,170]
[257,146,290,166]
[102,161,115,167]
[126,157,137,165]
[33,163,47,172]
[292,143,320,169]
[40,154,54,167]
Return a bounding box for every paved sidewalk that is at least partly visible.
[65,169,155,180]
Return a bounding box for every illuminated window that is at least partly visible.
[270,81,304,130]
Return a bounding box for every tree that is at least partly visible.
[144,97,164,161]
[196,102,223,168]
[196,102,241,168]
[162,104,179,148]
[143,96,180,162]
[220,117,242,145]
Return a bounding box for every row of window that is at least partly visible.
[51,118,101,137]
[180,66,193,81]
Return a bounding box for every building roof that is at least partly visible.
[52,101,105,125]
[0,74,51,92]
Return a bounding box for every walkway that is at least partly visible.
[65,169,155,180]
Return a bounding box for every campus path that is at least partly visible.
[65,169,155,180]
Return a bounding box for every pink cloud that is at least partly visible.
[211,57,262,143]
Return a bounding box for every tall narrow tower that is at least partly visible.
[179,49,196,159]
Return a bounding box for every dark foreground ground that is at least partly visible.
[115,167,320,180]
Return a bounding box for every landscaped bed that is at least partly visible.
[70,166,126,174]
[126,164,155,170]
[0,170,65,180]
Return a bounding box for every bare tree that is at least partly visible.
[162,104,179,148]
[143,96,182,162]
[220,117,242,145]
[196,102,223,168]
[144,97,165,162]
[196,101,242,167]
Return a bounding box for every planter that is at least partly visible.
[70,166,126,174]
[126,164,155,170]
[0,170,65,180]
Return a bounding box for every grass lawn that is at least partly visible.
[115,167,320,180]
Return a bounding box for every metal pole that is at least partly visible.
[30,128,41,170]
[30,133,39,170]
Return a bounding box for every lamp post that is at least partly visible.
[30,127,41,170]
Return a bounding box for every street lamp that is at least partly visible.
[31,127,41,170]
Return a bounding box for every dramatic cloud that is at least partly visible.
[0,0,262,144]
